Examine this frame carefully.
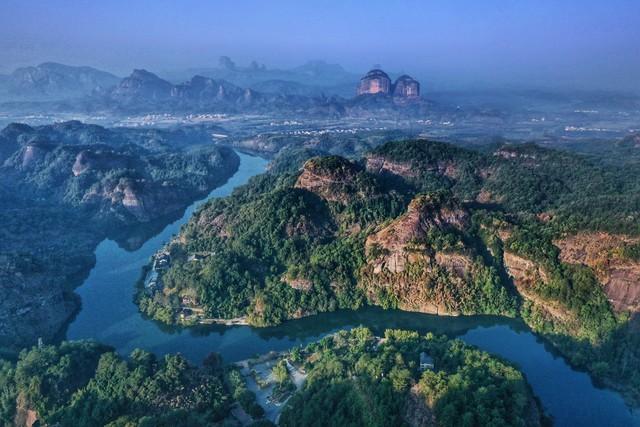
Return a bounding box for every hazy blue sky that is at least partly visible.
[1,0,639,90]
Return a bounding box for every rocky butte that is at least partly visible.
[356,68,420,99]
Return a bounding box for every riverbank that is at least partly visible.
[63,151,640,427]
[0,139,240,353]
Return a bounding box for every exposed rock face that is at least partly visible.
[392,75,420,98]
[362,194,472,315]
[113,179,150,220]
[282,275,313,291]
[71,150,130,176]
[366,194,469,274]
[196,212,230,238]
[357,69,392,96]
[435,252,474,278]
[503,251,573,325]
[554,232,640,313]
[294,156,369,204]
[171,75,242,102]
[365,155,417,179]
[20,142,52,168]
[503,251,549,289]
[105,70,342,116]
[356,69,420,98]
[365,147,464,184]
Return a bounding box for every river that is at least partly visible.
[66,151,639,427]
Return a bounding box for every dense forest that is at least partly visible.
[0,341,236,426]
[144,138,640,404]
[0,328,545,427]
[0,121,240,352]
[280,327,544,427]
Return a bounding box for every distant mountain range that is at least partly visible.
[164,58,359,97]
[0,62,120,101]
[0,58,358,103]
[0,62,429,117]
[102,69,353,116]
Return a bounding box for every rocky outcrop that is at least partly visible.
[20,142,52,168]
[365,155,417,179]
[503,251,573,324]
[393,75,420,98]
[282,275,313,291]
[72,150,130,176]
[365,195,468,274]
[356,69,420,99]
[357,69,392,96]
[366,153,462,183]
[362,194,472,315]
[503,251,549,289]
[171,75,243,102]
[295,156,371,204]
[196,212,230,238]
[554,232,640,313]
[105,70,342,116]
[435,252,474,278]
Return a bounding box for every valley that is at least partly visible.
[1,60,640,427]
[3,1,640,425]
[2,132,633,425]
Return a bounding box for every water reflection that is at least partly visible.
[65,152,639,427]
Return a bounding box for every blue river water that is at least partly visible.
[66,152,639,427]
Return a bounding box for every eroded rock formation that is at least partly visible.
[554,232,640,313]
[356,69,421,98]
[357,69,392,96]
[295,156,372,204]
[361,194,473,315]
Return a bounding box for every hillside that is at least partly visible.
[280,328,544,427]
[0,62,120,101]
[0,328,544,426]
[144,138,640,404]
[0,121,240,352]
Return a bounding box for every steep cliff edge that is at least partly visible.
[294,156,367,204]
[361,194,474,315]
[503,251,577,332]
[137,137,640,406]
[554,232,640,314]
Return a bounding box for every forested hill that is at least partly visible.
[0,121,240,353]
[0,328,545,426]
[144,138,640,404]
[280,328,545,427]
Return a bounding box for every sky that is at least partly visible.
[1,0,639,91]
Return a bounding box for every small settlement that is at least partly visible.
[143,249,170,294]
[143,247,247,325]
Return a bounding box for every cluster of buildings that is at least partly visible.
[356,68,420,98]
[144,250,171,294]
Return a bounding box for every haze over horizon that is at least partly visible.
[1,0,639,92]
